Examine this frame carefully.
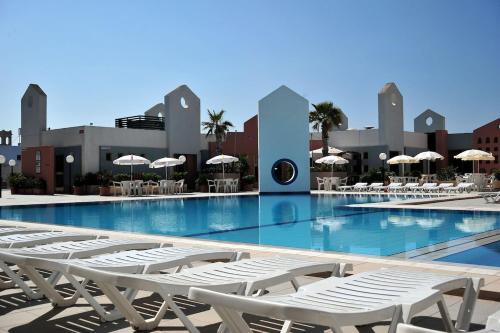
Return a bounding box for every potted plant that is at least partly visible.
[197,174,208,192]
[98,171,112,196]
[33,178,46,195]
[73,175,84,195]
[8,173,23,194]
[437,166,457,184]
[83,172,99,195]
[241,175,256,191]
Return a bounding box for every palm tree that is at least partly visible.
[309,101,343,156]
[202,109,234,155]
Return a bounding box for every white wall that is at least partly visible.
[258,86,310,193]
[403,131,427,149]
[329,129,380,147]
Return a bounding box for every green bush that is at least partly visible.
[173,172,187,181]
[113,173,130,182]
[8,173,26,189]
[196,173,209,185]
[73,175,84,187]
[97,171,112,186]
[83,172,99,185]
[241,175,256,185]
[142,172,161,182]
[437,166,457,181]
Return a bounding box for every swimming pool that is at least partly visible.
[0,194,499,256]
[435,241,500,268]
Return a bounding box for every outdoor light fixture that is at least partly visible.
[379,153,387,184]
[8,159,16,176]
[0,154,5,198]
[66,154,74,194]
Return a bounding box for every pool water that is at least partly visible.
[0,194,499,256]
[435,241,500,268]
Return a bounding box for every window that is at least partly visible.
[477,137,482,144]
[105,153,112,161]
[35,151,41,174]
[16,155,21,160]
[363,165,369,173]
[494,147,498,151]
[486,137,490,143]
[494,137,498,143]
[271,159,297,185]
[486,147,490,152]
[363,152,368,159]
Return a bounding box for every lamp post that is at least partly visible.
[379,153,387,184]
[66,154,74,194]
[0,155,5,198]
[8,159,16,176]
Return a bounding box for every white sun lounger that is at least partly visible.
[0,227,48,236]
[427,183,454,193]
[189,268,483,333]
[0,238,161,291]
[14,246,246,316]
[444,182,475,193]
[373,183,402,192]
[412,183,438,193]
[367,183,384,191]
[339,182,368,192]
[480,191,500,203]
[0,231,98,248]
[398,183,419,192]
[397,310,500,333]
[65,256,352,331]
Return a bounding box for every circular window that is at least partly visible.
[271,159,298,185]
[426,116,433,126]
[180,97,189,109]
[390,93,397,107]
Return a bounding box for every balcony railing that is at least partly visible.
[115,115,165,130]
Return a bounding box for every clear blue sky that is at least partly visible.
[1,0,499,144]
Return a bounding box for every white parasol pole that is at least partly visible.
[222,162,225,180]
[165,165,168,180]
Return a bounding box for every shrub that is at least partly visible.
[83,172,99,185]
[8,173,26,189]
[97,171,112,187]
[73,175,84,187]
[142,172,161,182]
[173,172,187,181]
[241,175,256,185]
[113,173,130,182]
[437,166,457,181]
[197,173,209,185]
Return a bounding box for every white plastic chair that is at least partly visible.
[207,179,217,193]
[174,179,184,194]
[230,178,239,192]
[317,177,326,190]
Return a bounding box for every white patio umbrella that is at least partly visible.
[113,154,151,180]
[387,155,418,176]
[414,151,444,174]
[206,154,239,179]
[454,149,494,173]
[315,155,349,177]
[150,157,184,180]
[309,146,343,157]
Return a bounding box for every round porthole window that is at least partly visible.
[271,159,298,185]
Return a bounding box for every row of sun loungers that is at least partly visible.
[480,191,500,203]
[339,182,476,193]
[0,226,492,332]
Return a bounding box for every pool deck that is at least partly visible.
[0,189,499,332]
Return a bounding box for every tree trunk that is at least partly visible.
[321,126,329,157]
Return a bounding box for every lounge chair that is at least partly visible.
[443,182,475,193]
[65,256,352,330]
[398,182,419,192]
[189,268,483,333]
[373,182,402,192]
[427,183,454,193]
[0,231,98,248]
[0,226,48,236]
[397,310,500,333]
[411,183,438,193]
[0,238,161,291]
[338,182,368,192]
[367,182,383,191]
[13,247,247,319]
[480,191,500,203]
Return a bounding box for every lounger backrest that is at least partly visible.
[354,183,368,187]
[423,183,437,187]
[459,182,473,187]
[389,183,402,187]
[369,183,383,187]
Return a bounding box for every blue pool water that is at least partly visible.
[0,194,499,256]
[435,241,500,267]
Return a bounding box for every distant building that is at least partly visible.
[474,118,500,173]
[0,130,21,188]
